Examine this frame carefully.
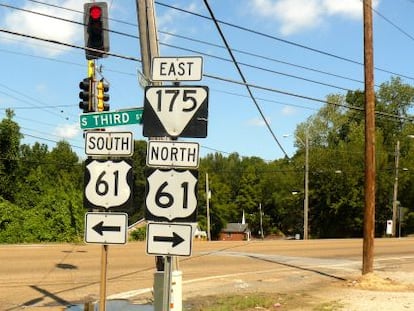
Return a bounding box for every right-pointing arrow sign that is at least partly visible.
[153,231,184,247]
[147,222,193,256]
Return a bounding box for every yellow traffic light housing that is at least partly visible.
[97,80,109,112]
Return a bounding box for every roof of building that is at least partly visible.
[221,223,250,233]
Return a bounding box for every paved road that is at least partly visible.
[1,238,413,310]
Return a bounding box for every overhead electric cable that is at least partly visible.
[0,28,141,62]
[156,1,414,82]
[1,2,356,92]
[23,0,373,87]
[363,0,414,42]
[0,2,387,91]
[1,28,412,123]
[203,0,289,158]
[160,42,354,92]
[203,73,414,123]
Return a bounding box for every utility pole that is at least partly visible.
[137,0,159,80]
[304,129,309,240]
[362,0,376,275]
[206,173,211,241]
[392,140,400,237]
[137,2,184,310]
[136,1,168,310]
[259,203,264,239]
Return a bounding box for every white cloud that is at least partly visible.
[2,0,85,56]
[55,122,80,139]
[157,1,200,44]
[247,117,271,127]
[251,0,380,35]
[281,106,297,116]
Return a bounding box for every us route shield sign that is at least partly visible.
[143,86,208,138]
[83,159,133,211]
[145,168,198,222]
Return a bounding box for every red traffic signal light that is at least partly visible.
[84,2,109,60]
[90,6,102,20]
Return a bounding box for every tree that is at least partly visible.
[0,109,22,201]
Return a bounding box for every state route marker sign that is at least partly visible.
[146,222,193,256]
[146,140,199,168]
[85,212,128,245]
[143,86,208,138]
[85,131,133,156]
[151,56,203,82]
[80,108,143,130]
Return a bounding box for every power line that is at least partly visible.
[22,0,371,87]
[203,0,289,158]
[365,0,414,43]
[156,1,414,82]
[0,2,378,93]
[1,2,357,93]
[203,73,414,123]
[0,28,141,62]
[160,42,354,92]
[2,27,413,125]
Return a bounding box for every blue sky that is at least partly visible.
[0,0,413,161]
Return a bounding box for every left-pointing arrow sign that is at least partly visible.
[153,231,184,247]
[93,221,121,236]
[85,212,128,245]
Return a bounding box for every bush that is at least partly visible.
[130,227,146,241]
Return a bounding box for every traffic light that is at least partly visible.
[84,2,109,60]
[79,77,93,113]
[97,80,109,111]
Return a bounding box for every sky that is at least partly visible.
[0,0,414,162]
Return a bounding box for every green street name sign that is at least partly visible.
[80,108,143,130]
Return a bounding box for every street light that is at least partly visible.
[284,129,309,240]
[392,140,400,237]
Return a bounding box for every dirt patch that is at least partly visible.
[346,272,411,291]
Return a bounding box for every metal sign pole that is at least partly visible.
[99,244,109,311]
[162,256,172,311]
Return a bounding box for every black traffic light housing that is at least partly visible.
[79,77,93,113]
[97,79,110,112]
[84,2,109,60]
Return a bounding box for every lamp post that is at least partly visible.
[284,129,309,240]
[392,140,400,237]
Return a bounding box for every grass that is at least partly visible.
[183,292,344,311]
[184,293,279,311]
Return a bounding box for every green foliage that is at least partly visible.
[2,77,414,242]
[129,227,146,241]
[186,293,281,311]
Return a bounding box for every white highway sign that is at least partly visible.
[145,169,198,222]
[146,222,193,256]
[146,140,199,168]
[84,159,133,210]
[85,131,133,156]
[151,56,203,81]
[143,86,208,138]
[85,212,128,245]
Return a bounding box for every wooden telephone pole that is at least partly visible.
[362,0,376,275]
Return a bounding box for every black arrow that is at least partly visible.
[153,232,184,247]
[93,221,121,236]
